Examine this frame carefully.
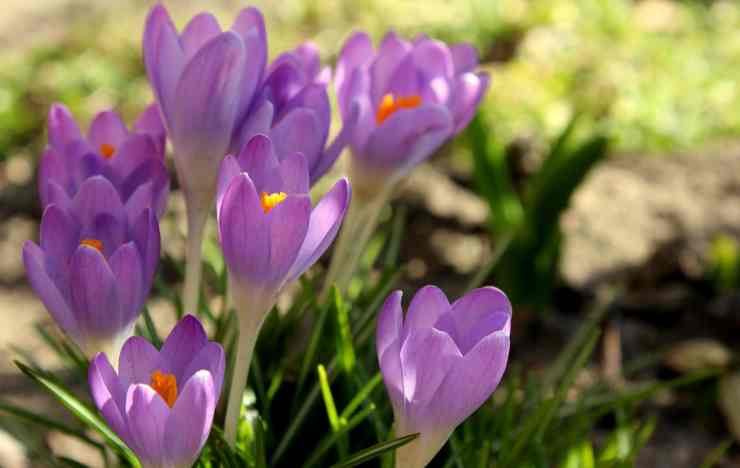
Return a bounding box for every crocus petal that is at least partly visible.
[180,12,222,58]
[271,108,324,173]
[182,342,226,396]
[164,370,216,466]
[310,102,359,186]
[293,41,322,79]
[231,98,273,154]
[231,7,267,127]
[111,134,161,198]
[216,155,243,217]
[88,110,129,150]
[130,209,160,287]
[44,182,72,211]
[383,54,421,100]
[235,134,282,194]
[266,195,311,285]
[362,104,453,171]
[171,31,245,172]
[125,384,169,466]
[133,102,167,154]
[48,103,82,151]
[71,176,126,230]
[38,147,69,207]
[118,336,161,388]
[69,245,121,339]
[88,354,129,441]
[335,31,374,119]
[40,204,79,264]
[143,4,185,124]
[431,329,510,427]
[286,178,349,282]
[449,72,490,134]
[108,242,145,324]
[445,286,511,354]
[160,315,209,383]
[412,39,455,83]
[400,328,460,412]
[23,241,76,333]
[124,181,154,226]
[219,174,270,282]
[377,290,403,357]
[401,285,451,340]
[371,31,413,105]
[450,43,479,74]
[278,151,309,195]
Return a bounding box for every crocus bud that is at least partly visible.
[142,4,267,210]
[334,31,489,195]
[89,315,225,468]
[23,176,160,364]
[143,3,266,314]
[217,134,350,443]
[40,103,169,219]
[377,286,511,468]
[232,42,354,186]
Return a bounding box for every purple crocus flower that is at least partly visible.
[40,103,169,219]
[23,176,160,364]
[335,31,490,191]
[143,3,266,315]
[89,315,224,468]
[232,42,354,186]
[377,286,511,468]
[216,134,350,443]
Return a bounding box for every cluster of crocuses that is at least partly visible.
[22,3,507,468]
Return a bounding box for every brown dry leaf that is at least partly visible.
[664,339,733,373]
[719,372,740,442]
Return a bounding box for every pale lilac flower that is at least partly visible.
[377,286,511,468]
[89,315,224,468]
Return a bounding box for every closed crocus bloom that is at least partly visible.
[377,286,511,468]
[143,3,266,315]
[89,315,224,468]
[323,33,490,296]
[217,134,350,444]
[232,42,354,186]
[23,176,160,364]
[40,103,169,219]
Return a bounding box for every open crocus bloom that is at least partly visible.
[232,42,354,186]
[23,176,160,363]
[40,103,169,219]
[143,4,265,212]
[217,134,351,304]
[89,315,224,468]
[335,31,490,192]
[377,286,511,468]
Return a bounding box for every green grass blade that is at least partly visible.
[302,403,377,468]
[330,433,419,468]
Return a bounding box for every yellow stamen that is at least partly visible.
[100,143,116,159]
[375,93,422,124]
[260,192,287,214]
[150,370,178,408]
[80,239,103,252]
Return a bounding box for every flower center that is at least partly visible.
[150,370,178,408]
[260,191,287,214]
[100,143,116,159]
[375,93,422,124]
[80,239,103,252]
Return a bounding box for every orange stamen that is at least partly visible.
[80,239,103,252]
[375,93,422,124]
[150,370,178,408]
[100,143,116,159]
[260,192,287,214]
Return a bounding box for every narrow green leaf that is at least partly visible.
[253,417,267,468]
[333,287,356,373]
[14,361,141,468]
[700,438,734,468]
[303,403,377,468]
[294,296,330,401]
[330,433,420,468]
[141,306,161,348]
[318,364,341,432]
[340,372,383,420]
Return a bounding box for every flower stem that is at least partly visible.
[320,181,394,300]
[223,289,272,446]
[182,194,211,316]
